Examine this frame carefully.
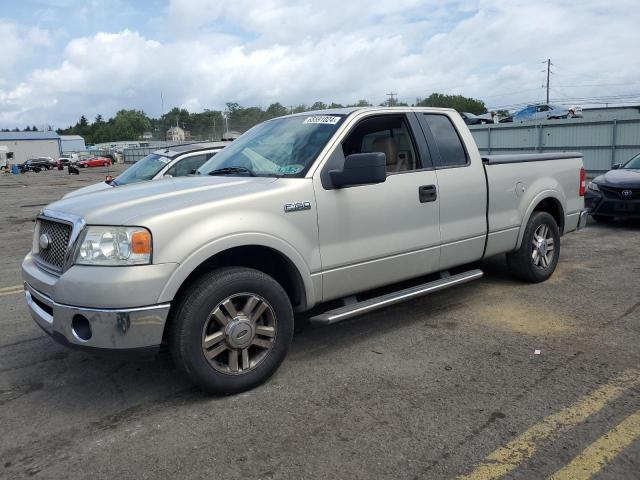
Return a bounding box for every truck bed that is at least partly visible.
[482,152,584,258]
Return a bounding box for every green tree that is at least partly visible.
[310,101,328,110]
[111,109,151,140]
[24,126,31,131]
[416,93,486,115]
[265,102,289,119]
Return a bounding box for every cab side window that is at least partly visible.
[422,114,468,168]
[166,153,211,177]
[342,115,419,173]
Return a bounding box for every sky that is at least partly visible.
[1,0,639,128]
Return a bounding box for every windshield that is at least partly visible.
[197,114,345,177]
[115,153,171,185]
[623,154,640,169]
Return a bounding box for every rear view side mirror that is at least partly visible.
[329,153,387,188]
[611,163,621,170]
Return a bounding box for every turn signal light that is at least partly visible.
[131,230,152,254]
[579,167,586,196]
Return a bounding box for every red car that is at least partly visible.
[79,156,112,168]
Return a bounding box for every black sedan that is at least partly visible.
[19,157,54,172]
[585,153,640,221]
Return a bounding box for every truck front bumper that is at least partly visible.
[24,282,170,352]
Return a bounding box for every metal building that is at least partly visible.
[0,131,62,164]
[60,135,86,153]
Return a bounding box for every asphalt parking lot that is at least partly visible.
[1,167,639,479]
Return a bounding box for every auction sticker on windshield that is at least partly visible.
[303,116,341,125]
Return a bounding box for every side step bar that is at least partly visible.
[309,269,483,325]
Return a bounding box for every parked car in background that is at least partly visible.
[459,112,491,125]
[513,104,582,122]
[57,157,78,167]
[20,157,55,171]
[64,141,231,198]
[585,153,640,221]
[78,156,112,168]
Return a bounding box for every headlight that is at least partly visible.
[587,181,600,192]
[75,226,152,265]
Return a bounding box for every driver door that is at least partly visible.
[313,112,441,301]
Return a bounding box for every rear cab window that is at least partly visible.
[420,114,469,168]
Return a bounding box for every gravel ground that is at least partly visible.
[1,166,638,479]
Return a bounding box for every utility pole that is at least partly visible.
[386,92,397,107]
[544,59,552,104]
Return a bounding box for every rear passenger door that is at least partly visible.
[416,113,487,269]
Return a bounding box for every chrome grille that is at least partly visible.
[37,218,72,271]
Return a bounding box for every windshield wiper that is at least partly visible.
[208,166,256,177]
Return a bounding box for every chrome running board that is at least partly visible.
[309,269,483,325]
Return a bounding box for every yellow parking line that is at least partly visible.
[457,368,640,480]
[0,287,24,297]
[0,284,22,292]
[549,410,640,480]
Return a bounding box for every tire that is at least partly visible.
[592,215,614,223]
[169,267,294,394]
[507,211,560,283]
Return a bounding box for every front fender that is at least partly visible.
[157,232,318,309]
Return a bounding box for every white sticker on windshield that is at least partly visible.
[303,115,341,125]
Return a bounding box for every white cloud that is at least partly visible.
[1,0,640,127]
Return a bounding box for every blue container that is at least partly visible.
[11,165,20,174]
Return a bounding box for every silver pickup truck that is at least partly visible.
[22,107,588,394]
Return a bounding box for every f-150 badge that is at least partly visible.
[284,201,311,212]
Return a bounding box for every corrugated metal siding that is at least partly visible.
[469,118,640,172]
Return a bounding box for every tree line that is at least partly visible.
[51,93,487,145]
[1,125,44,132]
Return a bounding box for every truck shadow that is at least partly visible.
[4,255,521,413]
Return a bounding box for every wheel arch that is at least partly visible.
[516,192,565,249]
[159,235,316,315]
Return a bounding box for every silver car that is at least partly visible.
[65,141,231,198]
[513,104,583,122]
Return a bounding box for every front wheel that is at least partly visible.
[169,267,294,394]
[507,211,560,283]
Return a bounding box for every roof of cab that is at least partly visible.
[286,106,457,118]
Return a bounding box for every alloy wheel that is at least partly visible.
[201,293,277,375]
[532,224,554,268]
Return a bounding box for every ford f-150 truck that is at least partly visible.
[22,107,588,394]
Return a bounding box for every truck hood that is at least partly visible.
[594,169,640,188]
[46,175,278,225]
[63,181,113,199]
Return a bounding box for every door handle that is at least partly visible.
[418,184,437,203]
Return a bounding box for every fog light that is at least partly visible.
[71,314,92,341]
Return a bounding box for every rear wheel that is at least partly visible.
[169,267,294,394]
[507,211,560,283]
